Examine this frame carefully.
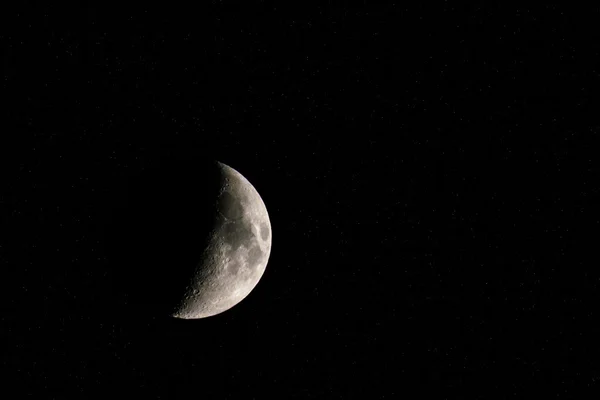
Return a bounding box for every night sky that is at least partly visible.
[2,3,599,398]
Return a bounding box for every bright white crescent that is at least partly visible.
[172,162,272,319]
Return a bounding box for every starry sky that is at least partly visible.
[2,3,599,398]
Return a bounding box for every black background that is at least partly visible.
[2,3,599,398]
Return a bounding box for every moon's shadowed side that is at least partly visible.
[103,157,225,321]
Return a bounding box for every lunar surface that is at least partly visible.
[171,162,272,319]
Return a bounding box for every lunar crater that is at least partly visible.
[260,222,270,241]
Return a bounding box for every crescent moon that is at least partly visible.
[172,162,272,319]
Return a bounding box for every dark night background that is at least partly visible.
[1,3,599,398]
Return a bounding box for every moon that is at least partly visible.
[171,162,272,319]
[103,156,271,321]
